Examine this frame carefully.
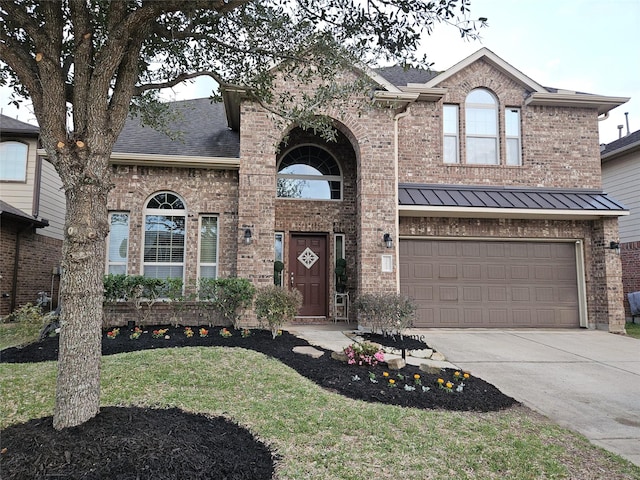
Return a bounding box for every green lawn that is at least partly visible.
[2,347,639,479]
[626,322,640,340]
[0,320,43,350]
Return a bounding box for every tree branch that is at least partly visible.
[134,71,224,96]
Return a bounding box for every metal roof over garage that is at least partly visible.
[398,184,629,220]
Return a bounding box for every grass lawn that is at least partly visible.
[0,320,43,350]
[2,346,639,479]
[626,322,640,340]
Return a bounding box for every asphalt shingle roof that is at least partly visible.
[374,65,440,86]
[0,200,49,227]
[600,129,640,156]
[113,98,239,158]
[0,114,39,136]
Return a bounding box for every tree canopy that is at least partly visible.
[0,0,484,429]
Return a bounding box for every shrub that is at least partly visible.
[199,277,256,329]
[344,342,384,366]
[254,285,302,339]
[354,292,416,338]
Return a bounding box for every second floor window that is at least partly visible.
[465,89,498,165]
[443,89,523,166]
[277,145,342,200]
[0,141,28,181]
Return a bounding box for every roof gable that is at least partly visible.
[423,47,547,92]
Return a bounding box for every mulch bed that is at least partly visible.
[1,325,518,479]
[1,406,275,480]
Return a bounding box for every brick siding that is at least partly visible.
[1,219,62,316]
[621,241,640,318]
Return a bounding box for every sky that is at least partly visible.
[1,0,638,145]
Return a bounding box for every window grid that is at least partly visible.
[143,192,186,282]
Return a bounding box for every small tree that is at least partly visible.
[354,292,417,338]
[208,278,256,329]
[255,286,303,339]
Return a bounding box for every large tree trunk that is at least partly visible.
[53,167,109,430]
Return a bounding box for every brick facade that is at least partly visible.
[621,241,640,318]
[102,50,626,332]
[1,219,62,316]
[108,164,239,294]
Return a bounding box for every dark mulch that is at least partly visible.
[1,406,275,480]
[1,325,518,479]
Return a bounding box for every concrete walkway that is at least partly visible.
[288,323,640,466]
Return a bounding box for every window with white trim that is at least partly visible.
[106,212,129,274]
[198,215,218,279]
[505,108,522,166]
[465,89,499,165]
[443,105,459,164]
[143,192,186,280]
[277,145,342,200]
[0,141,28,181]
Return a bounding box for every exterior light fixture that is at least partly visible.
[609,241,620,254]
[244,228,252,245]
[383,233,393,249]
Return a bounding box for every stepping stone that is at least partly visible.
[293,346,325,359]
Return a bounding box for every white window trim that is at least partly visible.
[443,104,459,164]
[106,211,129,274]
[141,191,187,285]
[198,214,219,281]
[465,88,499,165]
[0,141,29,182]
[276,143,344,201]
[505,107,522,166]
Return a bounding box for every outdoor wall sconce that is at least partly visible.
[383,233,393,249]
[609,241,620,254]
[244,228,253,245]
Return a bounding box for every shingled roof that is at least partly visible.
[113,98,239,158]
[0,114,39,136]
[0,200,49,227]
[374,65,440,87]
[601,129,640,159]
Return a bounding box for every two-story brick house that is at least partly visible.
[0,114,65,316]
[108,48,629,332]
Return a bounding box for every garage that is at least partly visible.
[399,239,581,328]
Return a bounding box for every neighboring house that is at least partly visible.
[601,128,640,320]
[0,115,65,316]
[108,47,630,332]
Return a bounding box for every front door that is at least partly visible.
[289,234,327,317]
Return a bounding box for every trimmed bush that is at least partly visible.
[198,277,256,329]
[354,292,416,338]
[254,286,302,339]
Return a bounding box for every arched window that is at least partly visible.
[143,192,186,280]
[0,141,28,181]
[277,145,342,200]
[465,89,498,165]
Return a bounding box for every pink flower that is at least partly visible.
[374,351,385,362]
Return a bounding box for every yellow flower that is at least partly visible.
[446,382,453,389]
[437,378,444,384]
[463,372,470,379]
[414,374,420,380]
[383,372,389,377]
[454,371,461,377]
[389,379,395,385]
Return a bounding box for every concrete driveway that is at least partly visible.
[420,329,640,466]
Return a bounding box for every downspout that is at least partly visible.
[393,107,411,292]
[10,223,34,312]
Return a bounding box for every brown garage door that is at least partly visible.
[400,240,580,328]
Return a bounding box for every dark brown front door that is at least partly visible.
[289,234,327,317]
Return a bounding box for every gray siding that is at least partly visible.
[602,152,640,243]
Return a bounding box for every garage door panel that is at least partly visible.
[400,239,580,328]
